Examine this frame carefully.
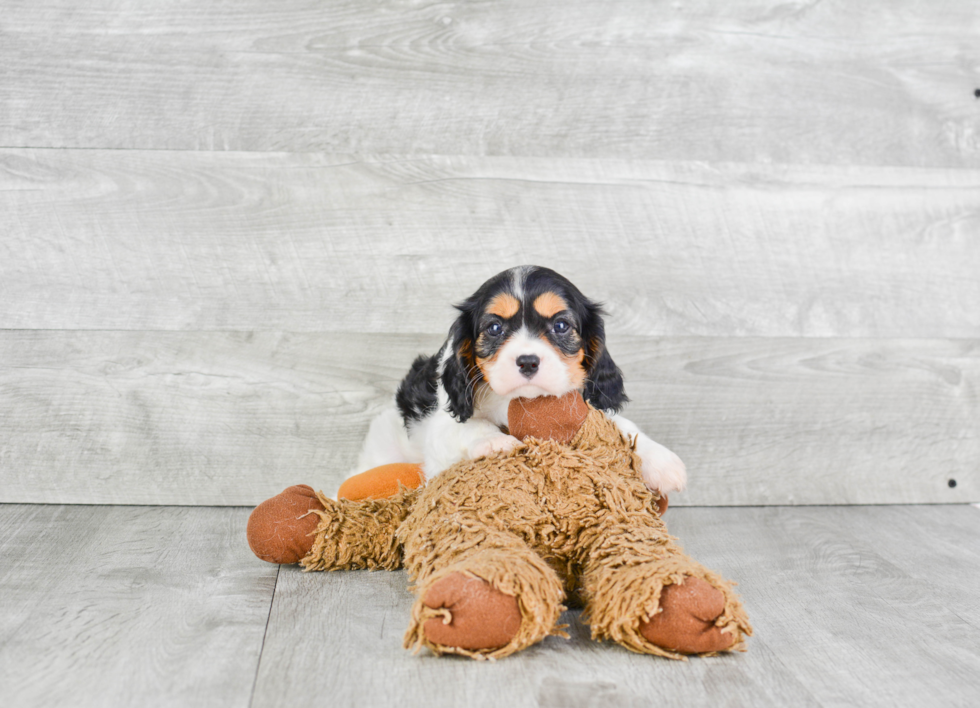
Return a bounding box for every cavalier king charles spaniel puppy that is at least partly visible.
[351,265,687,495]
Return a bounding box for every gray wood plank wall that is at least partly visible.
[3,1,979,166]
[1,0,977,506]
[3,152,979,336]
[1,331,975,506]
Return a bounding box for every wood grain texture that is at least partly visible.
[619,336,980,506]
[1,505,975,708]
[2,1,979,165]
[0,330,428,506]
[1,330,975,506]
[0,504,277,708]
[251,505,980,708]
[3,149,979,337]
[667,505,980,708]
[253,566,802,708]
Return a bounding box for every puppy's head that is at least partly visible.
[442,266,627,421]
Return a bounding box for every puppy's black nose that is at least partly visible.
[516,354,540,378]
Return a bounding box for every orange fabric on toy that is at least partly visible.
[338,462,425,501]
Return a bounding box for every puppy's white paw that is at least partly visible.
[468,434,523,460]
[636,438,687,494]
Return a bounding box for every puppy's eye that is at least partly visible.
[553,319,571,335]
[486,322,503,337]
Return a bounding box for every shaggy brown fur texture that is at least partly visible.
[301,404,752,660]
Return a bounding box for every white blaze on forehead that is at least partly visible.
[510,265,533,302]
[481,326,575,399]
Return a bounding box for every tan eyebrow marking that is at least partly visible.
[533,292,568,319]
[487,293,520,319]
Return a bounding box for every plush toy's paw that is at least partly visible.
[247,484,324,564]
[468,434,523,460]
[636,436,687,495]
[639,576,735,654]
[422,573,522,651]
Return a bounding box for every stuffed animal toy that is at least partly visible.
[247,391,752,659]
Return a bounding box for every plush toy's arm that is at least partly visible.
[418,406,521,479]
[610,414,687,494]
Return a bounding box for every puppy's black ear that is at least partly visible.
[441,311,478,422]
[581,302,628,413]
[584,346,628,413]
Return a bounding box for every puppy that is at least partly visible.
[352,265,687,495]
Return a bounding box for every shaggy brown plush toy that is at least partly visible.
[248,392,752,659]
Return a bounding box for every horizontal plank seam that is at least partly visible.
[3,145,980,174]
[1,328,979,342]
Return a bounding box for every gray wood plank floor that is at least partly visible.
[2,331,975,506]
[2,503,978,708]
[0,505,278,708]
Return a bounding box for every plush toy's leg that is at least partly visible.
[577,515,752,659]
[401,526,566,660]
[248,471,420,568]
[246,483,417,570]
[300,489,417,571]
